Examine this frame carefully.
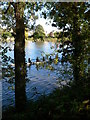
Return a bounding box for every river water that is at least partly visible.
[1,41,73,110]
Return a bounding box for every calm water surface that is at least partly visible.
[1,41,73,110]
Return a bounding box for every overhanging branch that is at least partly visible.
[4,3,11,14]
[4,2,16,14]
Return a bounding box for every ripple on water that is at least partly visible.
[2,41,73,110]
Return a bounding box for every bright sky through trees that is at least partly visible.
[0,4,60,34]
[36,17,61,34]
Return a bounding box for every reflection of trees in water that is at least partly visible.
[2,35,88,108]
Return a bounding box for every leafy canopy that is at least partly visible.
[34,24,45,40]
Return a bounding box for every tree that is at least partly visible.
[33,24,45,40]
[45,2,89,83]
[25,28,28,40]
[54,31,61,38]
[2,31,12,39]
[0,1,43,111]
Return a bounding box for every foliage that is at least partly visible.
[45,2,89,82]
[45,2,89,42]
[2,77,90,120]
[54,31,60,38]
[2,31,12,39]
[25,29,28,40]
[1,2,90,120]
[0,2,43,34]
[33,24,45,40]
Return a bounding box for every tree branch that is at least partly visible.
[4,2,16,14]
[4,3,11,14]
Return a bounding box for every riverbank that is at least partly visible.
[1,37,59,43]
[1,36,70,43]
[26,37,59,42]
[2,76,90,120]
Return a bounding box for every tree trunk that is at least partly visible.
[72,4,84,85]
[14,3,26,112]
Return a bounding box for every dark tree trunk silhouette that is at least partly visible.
[72,4,85,84]
[14,3,26,112]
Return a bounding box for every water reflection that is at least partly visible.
[25,41,55,61]
[2,41,73,110]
